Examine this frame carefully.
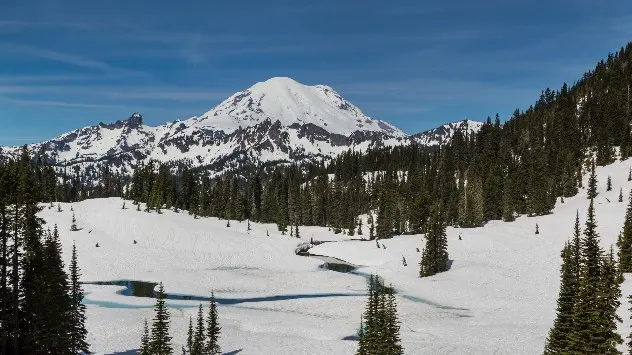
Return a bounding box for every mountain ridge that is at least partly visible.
[0,78,483,176]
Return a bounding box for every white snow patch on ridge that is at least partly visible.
[190,77,405,136]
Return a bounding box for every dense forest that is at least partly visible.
[0,148,88,355]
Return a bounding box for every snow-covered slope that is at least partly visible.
[412,119,484,146]
[192,77,404,136]
[0,78,482,176]
[41,157,632,354]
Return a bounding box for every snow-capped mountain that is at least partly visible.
[0,77,482,176]
[412,120,484,146]
[191,77,404,137]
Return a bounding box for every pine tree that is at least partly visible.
[42,226,73,352]
[192,304,205,355]
[568,199,604,353]
[139,319,150,355]
[620,189,632,272]
[71,212,78,231]
[536,224,540,235]
[295,222,300,239]
[57,203,62,212]
[588,159,598,199]
[607,175,612,191]
[543,242,579,354]
[206,292,221,354]
[356,275,403,355]
[419,206,449,277]
[629,167,632,182]
[382,287,404,355]
[357,275,378,355]
[150,282,173,355]
[595,248,622,354]
[186,317,193,354]
[69,242,89,354]
[620,188,624,203]
[356,315,367,355]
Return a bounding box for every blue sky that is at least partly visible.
[1,0,631,145]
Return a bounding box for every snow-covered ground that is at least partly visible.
[42,157,632,354]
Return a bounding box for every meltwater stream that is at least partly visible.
[81,280,365,309]
[81,256,365,309]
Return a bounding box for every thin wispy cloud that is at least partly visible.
[0,74,94,84]
[0,42,151,78]
[0,83,229,102]
[0,95,132,109]
[0,20,94,30]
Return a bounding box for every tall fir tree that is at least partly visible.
[568,199,605,353]
[139,319,150,355]
[543,241,579,354]
[206,292,221,355]
[619,189,632,272]
[69,242,89,354]
[192,304,205,355]
[150,282,173,355]
[419,206,449,277]
[588,159,599,199]
[595,248,622,354]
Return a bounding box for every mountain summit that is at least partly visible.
[189,77,404,136]
[0,77,482,177]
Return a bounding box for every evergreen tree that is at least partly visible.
[382,287,403,355]
[620,188,624,203]
[543,242,579,354]
[619,189,632,272]
[356,275,403,355]
[588,159,598,199]
[568,199,604,353]
[186,317,193,354]
[595,248,622,354]
[607,175,613,191]
[206,292,221,355]
[536,224,540,235]
[150,283,173,355]
[192,304,205,355]
[41,226,73,353]
[69,242,89,354]
[139,319,150,355]
[419,206,449,277]
[71,212,78,231]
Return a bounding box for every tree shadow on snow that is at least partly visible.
[446,259,454,271]
[223,350,243,355]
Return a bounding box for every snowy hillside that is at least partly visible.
[192,77,404,136]
[41,157,632,354]
[0,78,482,177]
